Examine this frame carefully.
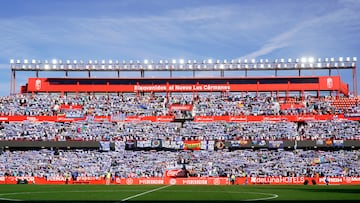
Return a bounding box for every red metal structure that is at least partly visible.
[10,57,357,97]
[22,76,348,98]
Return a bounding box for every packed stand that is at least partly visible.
[2,119,360,141]
[1,93,360,117]
[1,148,359,179]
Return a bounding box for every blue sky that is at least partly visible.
[0,0,359,96]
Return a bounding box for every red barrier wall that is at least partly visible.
[2,176,360,185]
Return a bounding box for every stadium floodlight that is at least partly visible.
[353,57,357,61]
[301,57,307,63]
[265,59,269,63]
[280,58,284,63]
[58,60,63,64]
[244,59,248,63]
[73,60,77,64]
[129,60,134,64]
[274,59,278,63]
[44,64,50,69]
[325,58,329,62]
[251,59,256,63]
[115,60,119,64]
[208,59,213,64]
[339,57,343,62]
[330,58,335,62]
[94,60,98,64]
[317,63,322,68]
[237,59,242,64]
[89,60,93,64]
[66,60,71,64]
[148,64,153,69]
[308,57,314,63]
[31,59,36,64]
[108,60,113,64]
[52,59,57,64]
[144,59,148,64]
[220,64,224,69]
[122,60,126,64]
[159,60,163,64]
[16,59,21,64]
[187,60,192,64]
[101,60,106,65]
[301,63,305,68]
[10,59,14,64]
[317,58,321,62]
[24,59,28,64]
[245,64,249,69]
[193,60,197,64]
[165,60,169,64]
[215,59,220,64]
[179,59,184,64]
[172,59,177,64]
[230,59,235,64]
[288,58,292,63]
[260,64,264,68]
[346,57,350,62]
[224,59,227,64]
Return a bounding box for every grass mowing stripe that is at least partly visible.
[121,185,172,201]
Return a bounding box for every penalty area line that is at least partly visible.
[121,185,172,202]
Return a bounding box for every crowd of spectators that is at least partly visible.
[1,147,359,179]
[1,93,359,118]
[1,93,360,181]
[1,119,359,141]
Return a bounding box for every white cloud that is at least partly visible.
[240,1,360,59]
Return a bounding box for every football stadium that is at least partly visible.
[1,57,360,202]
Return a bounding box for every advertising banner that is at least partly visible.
[268,140,284,149]
[333,140,344,147]
[183,140,201,150]
[169,104,193,111]
[151,139,162,148]
[2,176,360,185]
[200,140,215,151]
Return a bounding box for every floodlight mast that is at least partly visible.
[9,57,357,96]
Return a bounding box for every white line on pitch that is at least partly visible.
[121,185,172,202]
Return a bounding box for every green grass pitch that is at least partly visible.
[0,184,359,202]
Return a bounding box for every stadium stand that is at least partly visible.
[1,57,359,185]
